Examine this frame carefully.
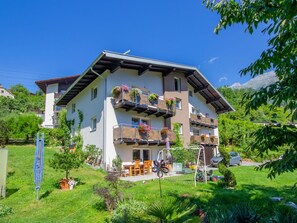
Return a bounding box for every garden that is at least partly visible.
[1,145,296,222]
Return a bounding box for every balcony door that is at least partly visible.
[132,148,151,162]
[132,117,149,127]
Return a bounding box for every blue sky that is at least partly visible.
[0,0,268,93]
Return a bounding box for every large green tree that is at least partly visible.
[205,0,297,179]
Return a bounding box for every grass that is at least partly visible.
[1,146,296,222]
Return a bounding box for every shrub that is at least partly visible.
[85,144,102,166]
[49,148,86,179]
[0,204,13,218]
[112,155,122,171]
[147,198,197,222]
[110,200,148,223]
[93,173,127,212]
[218,146,236,188]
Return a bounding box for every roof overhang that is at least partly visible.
[35,75,80,93]
[56,51,234,114]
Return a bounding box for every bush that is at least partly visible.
[49,148,86,179]
[0,204,13,218]
[110,200,148,223]
[112,155,122,171]
[218,146,237,188]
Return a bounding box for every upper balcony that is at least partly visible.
[190,135,218,146]
[190,113,218,129]
[113,124,176,146]
[112,86,176,118]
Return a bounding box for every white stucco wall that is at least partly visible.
[188,84,219,137]
[66,77,104,151]
[43,83,58,128]
[105,69,165,166]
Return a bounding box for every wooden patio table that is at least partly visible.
[123,163,144,176]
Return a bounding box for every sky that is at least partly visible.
[0,0,269,93]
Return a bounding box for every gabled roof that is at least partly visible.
[35,75,80,93]
[56,51,234,114]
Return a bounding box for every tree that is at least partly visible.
[49,148,86,179]
[204,0,297,179]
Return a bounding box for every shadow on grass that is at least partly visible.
[40,190,53,200]
[93,201,106,211]
[7,171,15,178]
[164,181,297,218]
[6,188,19,197]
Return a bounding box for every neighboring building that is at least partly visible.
[0,85,14,98]
[35,75,79,128]
[56,51,234,168]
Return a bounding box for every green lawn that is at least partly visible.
[1,146,296,222]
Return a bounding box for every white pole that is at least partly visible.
[194,146,201,187]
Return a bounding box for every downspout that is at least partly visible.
[90,67,107,169]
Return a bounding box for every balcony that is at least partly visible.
[190,135,218,146]
[190,113,218,129]
[112,87,176,118]
[113,124,176,146]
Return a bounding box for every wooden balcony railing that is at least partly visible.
[190,113,218,128]
[113,88,176,118]
[113,124,176,146]
[190,135,218,145]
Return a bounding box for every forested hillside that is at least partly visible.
[0,84,44,145]
[218,87,290,161]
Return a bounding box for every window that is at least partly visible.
[91,116,97,131]
[174,77,181,92]
[175,98,182,109]
[189,90,193,97]
[1,90,4,93]
[177,123,183,134]
[71,103,76,113]
[132,117,149,127]
[91,87,97,100]
[192,127,199,135]
[132,149,151,162]
[192,107,200,114]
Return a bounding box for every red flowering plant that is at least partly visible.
[111,85,130,98]
[121,85,129,92]
[160,127,169,135]
[138,123,151,134]
[166,98,176,106]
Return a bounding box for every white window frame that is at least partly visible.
[174,77,181,92]
[175,98,182,110]
[132,148,151,162]
[91,87,97,100]
[91,116,97,132]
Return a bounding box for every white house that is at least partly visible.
[56,51,234,169]
[35,75,79,128]
[0,85,14,99]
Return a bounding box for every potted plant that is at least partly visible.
[49,148,86,190]
[129,88,141,102]
[148,93,159,105]
[166,98,176,109]
[111,86,122,98]
[138,123,151,134]
[160,127,169,139]
[111,85,130,98]
[201,134,206,141]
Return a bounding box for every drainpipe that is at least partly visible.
[90,67,107,169]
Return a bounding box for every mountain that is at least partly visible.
[230,71,278,90]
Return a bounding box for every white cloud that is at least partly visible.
[219,76,228,82]
[208,57,219,64]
